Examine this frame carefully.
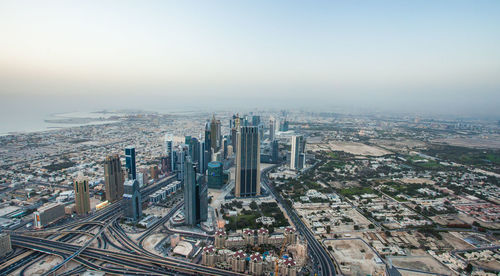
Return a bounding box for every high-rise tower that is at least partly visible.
[184,156,208,226]
[123,179,142,221]
[74,176,90,215]
[290,135,305,170]
[235,126,261,197]
[125,146,136,180]
[269,117,276,141]
[104,154,124,202]
[210,115,221,152]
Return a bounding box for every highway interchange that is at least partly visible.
[1,168,338,275]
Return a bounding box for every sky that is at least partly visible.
[0,0,499,117]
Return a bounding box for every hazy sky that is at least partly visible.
[1,0,499,116]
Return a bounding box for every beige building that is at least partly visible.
[249,252,264,275]
[0,233,12,257]
[284,227,297,244]
[257,228,269,244]
[202,245,217,267]
[74,176,90,215]
[243,228,255,245]
[230,250,247,273]
[226,235,246,248]
[279,257,298,276]
[214,229,226,248]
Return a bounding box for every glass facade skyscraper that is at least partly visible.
[125,146,136,180]
[235,126,261,197]
[290,135,305,170]
[184,156,208,226]
[207,161,224,189]
[123,179,142,221]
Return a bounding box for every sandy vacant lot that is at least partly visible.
[325,239,385,276]
[143,233,165,253]
[400,178,435,185]
[389,255,452,275]
[324,141,392,156]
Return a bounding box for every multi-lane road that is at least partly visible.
[261,164,338,276]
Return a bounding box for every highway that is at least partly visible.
[12,235,246,276]
[261,164,338,276]
[1,175,176,275]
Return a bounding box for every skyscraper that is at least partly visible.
[190,137,201,172]
[123,179,142,221]
[223,137,228,159]
[104,154,124,203]
[165,133,173,156]
[184,156,208,226]
[175,146,188,181]
[235,126,261,197]
[165,133,174,173]
[269,117,276,141]
[74,176,90,215]
[271,139,280,163]
[290,135,305,170]
[204,122,212,164]
[210,115,221,152]
[125,146,136,180]
[252,115,261,126]
[200,140,207,175]
[208,161,224,189]
[231,114,241,154]
[280,120,289,132]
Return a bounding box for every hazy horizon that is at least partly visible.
[1,1,499,118]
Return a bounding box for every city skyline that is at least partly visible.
[1,2,500,275]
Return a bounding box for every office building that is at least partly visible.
[33,203,65,228]
[190,137,201,172]
[125,146,136,180]
[204,122,212,165]
[74,177,90,215]
[290,135,305,170]
[0,233,12,257]
[200,140,207,175]
[184,156,208,226]
[223,137,228,160]
[252,115,261,126]
[280,120,289,131]
[104,154,124,203]
[165,133,173,156]
[175,145,188,181]
[269,117,276,141]
[123,179,142,221]
[235,126,261,197]
[161,156,171,175]
[271,139,280,163]
[210,115,222,151]
[207,161,224,189]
